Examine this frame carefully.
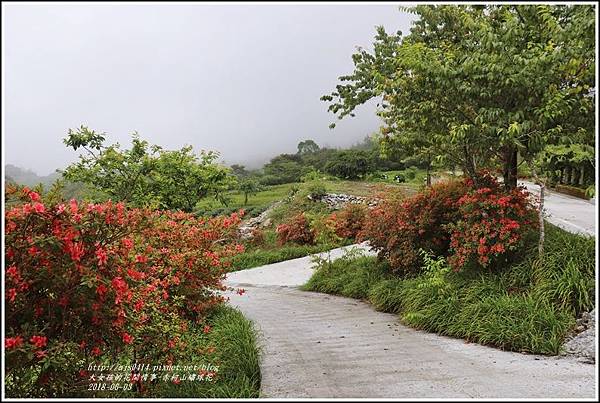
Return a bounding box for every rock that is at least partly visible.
[238,201,282,239]
[561,308,596,363]
[316,193,380,210]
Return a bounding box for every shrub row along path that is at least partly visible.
[225,203,596,398]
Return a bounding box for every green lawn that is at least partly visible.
[195,183,297,217]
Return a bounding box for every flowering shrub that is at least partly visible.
[4,185,244,397]
[275,213,315,246]
[248,228,265,247]
[326,203,367,240]
[361,173,538,276]
[446,176,538,271]
[360,181,468,276]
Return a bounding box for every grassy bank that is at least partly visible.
[82,305,260,398]
[302,223,594,355]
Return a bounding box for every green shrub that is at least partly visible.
[305,182,327,200]
[404,168,417,180]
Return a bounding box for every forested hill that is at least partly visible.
[5,164,61,187]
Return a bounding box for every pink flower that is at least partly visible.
[33,202,45,214]
[35,350,48,359]
[29,191,41,202]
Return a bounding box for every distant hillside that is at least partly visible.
[5,164,61,187]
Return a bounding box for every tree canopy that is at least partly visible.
[63,126,236,211]
[321,4,595,188]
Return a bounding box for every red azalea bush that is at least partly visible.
[326,203,367,240]
[361,173,539,276]
[446,176,538,271]
[275,213,315,246]
[360,180,468,276]
[4,185,243,397]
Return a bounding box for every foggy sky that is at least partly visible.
[3,3,416,175]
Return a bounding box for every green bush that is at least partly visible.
[404,167,417,180]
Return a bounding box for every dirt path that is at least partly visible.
[225,246,596,398]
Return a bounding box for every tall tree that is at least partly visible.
[297,139,320,155]
[321,5,595,190]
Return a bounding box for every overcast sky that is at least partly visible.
[2,2,416,175]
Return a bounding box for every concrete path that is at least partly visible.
[519,180,596,237]
[225,245,597,398]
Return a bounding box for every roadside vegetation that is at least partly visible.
[4,184,260,398]
[303,221,594,355]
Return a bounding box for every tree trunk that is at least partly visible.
[528,163,545,257]
[564,166,571,185]
[579,166,585,186]
[538,182,545,256]
[503,146,518,190]
[463,145,478,184]
[426,154,432,187]
[559,166,565,184]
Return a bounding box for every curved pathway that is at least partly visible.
[225,245,596,398]
[519,180,596,236]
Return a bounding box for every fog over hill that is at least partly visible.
[4,164,61,187]
[3,3,415,174]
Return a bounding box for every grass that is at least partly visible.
[302,223,595,355]
[229,241,352,271]
[90,304,261,398]
[195,183,297,217]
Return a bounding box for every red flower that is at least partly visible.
[96,284,108,297]
[58,295,69,307]
[95,247,108,266]
[122,332,134,345]
[203,325,212,334]
[122,238,134,250]
[135,254,148,264]
[28,246,39,256]
[5,336,24,349]
[7,288,17,302]
[133,299,145,312]
[30,335,48,349]
[69,199,78,214]
[91,346,102,357]
[236,288,246,296]
[6,265,19,280]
